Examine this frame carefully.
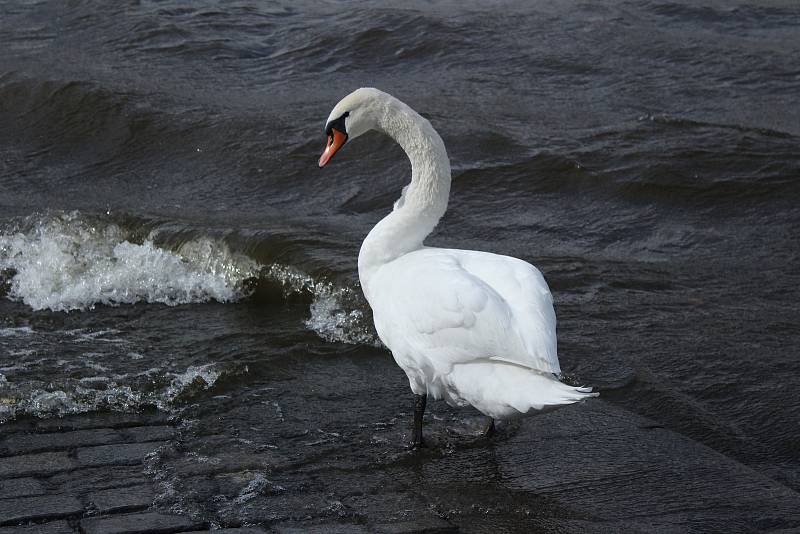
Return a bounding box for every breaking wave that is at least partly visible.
[0,211,378,347]
[0,212,258,311]
[0,212,379,422]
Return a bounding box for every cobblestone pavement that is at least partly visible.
[0,410,457,534]
[5,402,799,532]
[0,410,268,534]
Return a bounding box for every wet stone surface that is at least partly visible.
[0,410,222,533]
[2,399,800,533]
[0,521,73,534]
[79,512,205,534]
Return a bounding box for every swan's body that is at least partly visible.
[319,88,596,444]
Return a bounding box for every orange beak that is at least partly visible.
[318,127,348,167]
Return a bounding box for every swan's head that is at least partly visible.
[319,87,386,167]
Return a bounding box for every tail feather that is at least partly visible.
[439,361,598,419]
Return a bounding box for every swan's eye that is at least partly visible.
[326,111,350,137]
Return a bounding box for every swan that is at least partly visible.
[318,88,597,448]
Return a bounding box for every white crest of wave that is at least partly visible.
[0,212,379,346]
[262,264,378,346]
[0,212,258,311]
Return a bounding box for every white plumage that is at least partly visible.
[319,88,596,442]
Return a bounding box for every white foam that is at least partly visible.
[232,473,280,504]
[0,362,239,423]
[0,212,258,311]
[261,263,378,346]
[306,289,378,346]
[162,364,222,405]
[0,326,34,337]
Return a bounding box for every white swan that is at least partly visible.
[319,88,597,447]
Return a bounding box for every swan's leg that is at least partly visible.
[409,393,427,449]
[483,418,496,437]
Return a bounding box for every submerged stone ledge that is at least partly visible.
[1,401,799,532]
[0,410,223,534]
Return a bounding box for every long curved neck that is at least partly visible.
[358,98,451,296]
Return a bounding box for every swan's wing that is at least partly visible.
[370,248,560,375]
[451,249,560,374]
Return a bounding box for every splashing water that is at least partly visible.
[0,211,378,358]
[261,263,378,346]
[0,360,239,423]
[0,212,258,311]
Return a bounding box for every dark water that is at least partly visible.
[1,0,799,531]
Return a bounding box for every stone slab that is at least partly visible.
[374,519,457,534]
[0,451,75,478]
[88,484,155,514]
[52,465,150,496]
[35,412,170,433]
[0,477,45,498]
[80,511,205,534]
[121,426,176,444]
[491,400,800,532]
[76,442,167,468]
[275,526,370,534]
[2,428,123,455]
[0,520,73,533]
[0,494,83,526]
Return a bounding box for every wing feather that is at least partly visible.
[369,248,560,376]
